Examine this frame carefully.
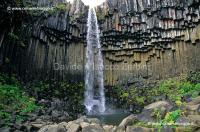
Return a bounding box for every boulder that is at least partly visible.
[75,116,88,124]
[28,118,53,130]
[64,121,80,132]
[80,122,90,128]
[87,118,101,124]
[31,121,47,129]
[184,96,200,115]
[176,117,190,125]
[187,97,200,105]
[144,101,172,111]
[136,110,155,123]
[188,115,200,126]
[175,126,196,132]
[118,114,136,131]
[82,123,104,132]
[31,123,45,129]
[137,101,172,122]
[38,124,66,132]
[103,125,114,132]
[126,126,154,132]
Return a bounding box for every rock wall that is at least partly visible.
[1,0,200,85]
[23,0,88,81]
[100,0,200,86]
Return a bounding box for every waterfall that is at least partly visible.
[84,7,106,114]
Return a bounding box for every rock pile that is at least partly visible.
[37,96,200,132]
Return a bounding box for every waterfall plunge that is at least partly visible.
[84,7,106,114]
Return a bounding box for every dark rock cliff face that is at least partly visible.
[100,0,200,86]
[25,0,87,82]
[0,0,200,85]
[0,0,88,82]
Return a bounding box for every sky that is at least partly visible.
[67,0,106,7]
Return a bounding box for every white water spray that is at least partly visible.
[84,7,106,114]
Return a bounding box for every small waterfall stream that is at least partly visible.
[84,7,106,114]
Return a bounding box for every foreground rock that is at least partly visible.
[117,114,136,131]
[38,97,200,132]
[184,96,200,115]
[38,124,66,132]
[137,101,172,122]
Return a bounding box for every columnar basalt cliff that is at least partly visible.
[0,0,200,86]
[24,0,88,81]
[0,0,88,82]
[100,0,200,86]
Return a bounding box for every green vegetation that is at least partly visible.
[134,109,183,131]
[56,3,68,11]
[155,109,182,131]
[0,74,38,123]
[28,80,85,117]
[0,73,85,124]
[134,99,185,131]
[157,78,200,102]
[8,32,19,41]
[113,72,200,131]
[48,3,70,15]
[113,72,200,111]
[8,32,26,48]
